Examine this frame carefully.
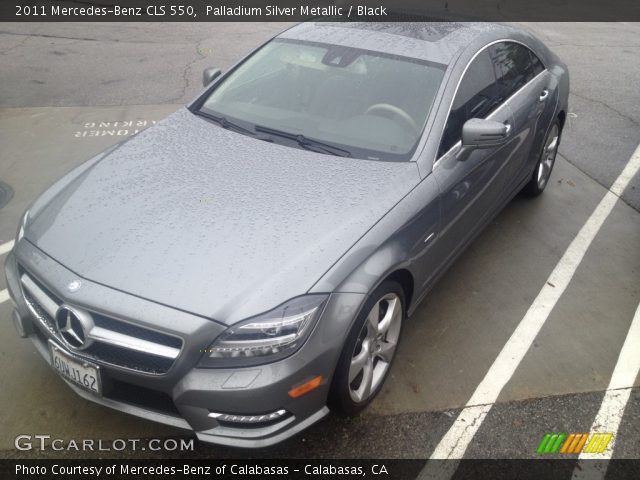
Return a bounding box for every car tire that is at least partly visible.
[523,121,561,197]
[329,280,405,416]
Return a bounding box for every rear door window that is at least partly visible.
[529,50,545,76]
[489,42,538,100]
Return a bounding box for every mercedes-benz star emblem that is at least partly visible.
[67,280,82,292]
[55,305,94,350]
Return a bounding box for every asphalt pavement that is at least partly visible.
[0,22,638,466]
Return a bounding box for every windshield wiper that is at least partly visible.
[254,125,351,157]
[194,110,262,138]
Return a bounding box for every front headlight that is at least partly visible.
[198,295,328,368]
[16,209,30,243]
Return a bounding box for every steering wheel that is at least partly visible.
[364,103,419,134]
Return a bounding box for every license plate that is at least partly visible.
[49,341,102,395]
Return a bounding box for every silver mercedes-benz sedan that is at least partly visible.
[5,22,568,447]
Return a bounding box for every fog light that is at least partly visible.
[208,409,288,424]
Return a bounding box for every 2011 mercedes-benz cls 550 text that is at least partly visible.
[5,22,569,447]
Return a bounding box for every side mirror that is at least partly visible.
[461,118,511,150]
[202,68,222,87]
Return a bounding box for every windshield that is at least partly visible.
[198,39,446,161]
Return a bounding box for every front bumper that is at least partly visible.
[5,240,366,447]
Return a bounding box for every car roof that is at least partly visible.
[278,22,521,65]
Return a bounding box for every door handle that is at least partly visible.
[539,89,549,101]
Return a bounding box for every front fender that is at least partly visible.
[311,174,441,305]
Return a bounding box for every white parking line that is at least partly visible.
[571,300,640,479]
[419,143,640,474]
[0,289,9,305]
[0,240,14,256]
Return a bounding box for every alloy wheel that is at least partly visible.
[348,292,402,403]
[537,124,559,190]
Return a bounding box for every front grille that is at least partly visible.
[30,322,180,415]
[20,267,182,375]
[86,342,174,373]
[93,313,182,349]
[24,290,57,335]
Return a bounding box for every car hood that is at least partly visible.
[26,108,420,324]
